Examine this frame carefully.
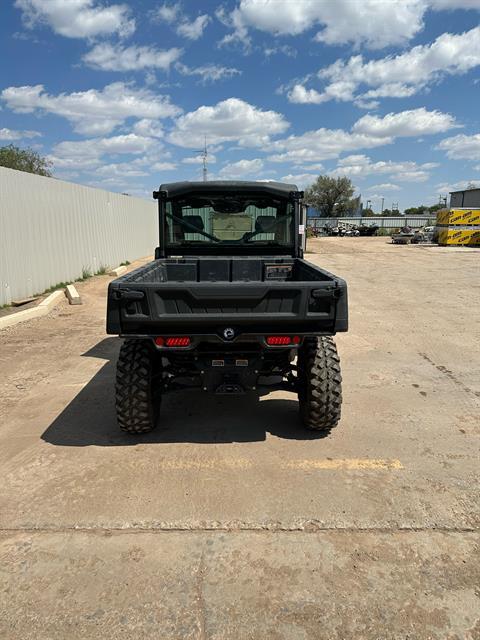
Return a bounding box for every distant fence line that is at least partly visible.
[307,216,437,230]
[0,167,157,306]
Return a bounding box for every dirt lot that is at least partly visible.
[0,237,479,639]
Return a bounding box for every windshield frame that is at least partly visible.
[158,191,300,257]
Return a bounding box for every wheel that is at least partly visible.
[297,337,342,431]
[115,339,160,434]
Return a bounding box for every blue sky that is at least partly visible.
[1,0,479,210]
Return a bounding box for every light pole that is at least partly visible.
[381,197,384,214]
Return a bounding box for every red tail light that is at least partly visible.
[154,337,165,346]
[165,337,191,347]
[266,336,301,346]
[266,336,292,345]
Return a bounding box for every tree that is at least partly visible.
[0,144,53,177]
[304,175,355,217]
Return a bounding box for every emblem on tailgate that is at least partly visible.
[223,327,235,340]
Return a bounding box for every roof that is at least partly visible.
[158,180,299,198]
[449,187,480,194]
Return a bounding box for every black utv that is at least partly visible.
[106,181,348,434]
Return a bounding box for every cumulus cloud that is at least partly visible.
[220,0,425,50]
[177,14,210,40]
[280,173,318,188]
[219,158,264,178]
[329,155,438,182]
[437,133,480,160]
[0,127,41,141]
[288,26,480,105]
[14,0,135,39]
[83,43,182,72]
[167,98,289,148]
[152,4,210,40]
[352,108,459,138]
[48,134,156,171]
[265,108,457,165]
[1,82,181,136]
[175,63,241,84]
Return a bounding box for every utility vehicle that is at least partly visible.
[107,181,348,434]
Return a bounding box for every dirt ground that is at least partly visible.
[0,237,479,640]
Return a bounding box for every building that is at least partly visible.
[449,187,480,208]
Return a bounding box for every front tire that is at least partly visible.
[297,337,342,431]
[115,340,160,434]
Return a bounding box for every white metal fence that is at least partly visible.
[0,167,158,306]
[307,216,437,230]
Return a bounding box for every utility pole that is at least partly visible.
[392,201,399,214]
[381,197,384,214]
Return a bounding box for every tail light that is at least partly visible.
[266,336,300,346]
[165,337,190,347]
[155,336,191,347]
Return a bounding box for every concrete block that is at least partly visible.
[109,265,127,277]
[40,290,65,311]
[0,289,64,331]
[65,284,82,305]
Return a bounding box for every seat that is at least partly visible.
[183,215,204,231]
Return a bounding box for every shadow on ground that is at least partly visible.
[41,338,329,447]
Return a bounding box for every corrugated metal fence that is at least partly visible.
[307,216,437,230]
[0,167,157,306]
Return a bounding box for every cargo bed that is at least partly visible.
[107,256,348,336]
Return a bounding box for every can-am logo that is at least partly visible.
[223,327,235,340]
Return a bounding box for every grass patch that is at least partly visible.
[120,260,131,266]
[95,263,109,275]
[81,267,92,280]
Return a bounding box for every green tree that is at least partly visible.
[362,207,375,217]
[304,175,355,217]
[0,144,53,177]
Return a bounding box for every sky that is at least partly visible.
[1,0,480,211]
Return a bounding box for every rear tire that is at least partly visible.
[297,337,342,431]
[115,340,160,434]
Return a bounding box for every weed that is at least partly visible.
[82,267,92,280]
[120,260,131,266]
[95,263,109,275]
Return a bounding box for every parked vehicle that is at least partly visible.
[107,181,348,434]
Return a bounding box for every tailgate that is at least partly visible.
[107,280,345,334]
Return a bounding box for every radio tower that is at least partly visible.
[198,136,208,182]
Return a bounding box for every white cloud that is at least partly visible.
[175,63,241,84]
[0,127,41,141]
[151,3,180,23]
[132,119,164,138]
[177,14,210,40]
[329,155,437,182]
[83,43,182,72]
[51,134,156,167]
[1,83,181,136]
[436,179,480,193]
[15,0,135,39]
[168,98,289,148]
[220,0,427,50]
[366,183,401,191]
[152,161,177,171]
[182,154,217,164]
[437,133,480,160]
[352,108,459,138]
[289,26,480,105]
[219,158,264,178]
[280,173,318,188]
[152,4,210,40]
[267,108,456,165]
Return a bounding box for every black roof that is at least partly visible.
[159,180,299,198]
